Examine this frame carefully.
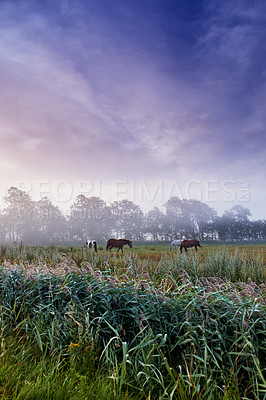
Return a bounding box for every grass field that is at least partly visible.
[0,242,265,399]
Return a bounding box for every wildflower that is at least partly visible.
[67,343,80,352]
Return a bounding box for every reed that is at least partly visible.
[0,244,265,399]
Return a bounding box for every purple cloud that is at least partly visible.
[0,0,265,218]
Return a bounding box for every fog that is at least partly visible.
[0,187,265,246]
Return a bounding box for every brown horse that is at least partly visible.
[106,238,132,252]
[180,239,202,253]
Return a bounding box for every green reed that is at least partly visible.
[0,265,265,399]
[0,244,265,399]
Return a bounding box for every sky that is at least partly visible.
[0,0,266,219]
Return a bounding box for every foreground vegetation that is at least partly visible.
[0,244,265,399]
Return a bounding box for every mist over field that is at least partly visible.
[0,185,265,245]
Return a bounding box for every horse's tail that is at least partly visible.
[93,241,98,252]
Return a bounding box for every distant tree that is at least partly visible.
[2,187,35,242]
[145,207,166,240]
[222,205,251,240]
[0,188,264,245]
[224,205,251,222]
[261,220,266,240]
[186,200,217,240]
[163,197,216,239]
[110,199,144,240]
[214,215,230,241]
[0,214,8,243]
[33,197,67,244]
[249,220,265,240]
[69,195,111,242]
[163,197,190,239]
[203,218,219,241]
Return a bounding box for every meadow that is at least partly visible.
[0,243,265,399]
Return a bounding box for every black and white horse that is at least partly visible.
[86,239,97,253]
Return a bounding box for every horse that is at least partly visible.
[169,239,182,250]
[180,239,202,253]
[106,238,132,252]
[86,239,97,253]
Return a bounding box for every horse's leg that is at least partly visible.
[184,247,187,253]
[180,246,182,253]
[195,246,198,252]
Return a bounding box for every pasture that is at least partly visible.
[0,242,265,399]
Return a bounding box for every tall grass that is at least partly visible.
[0,244,265,399]
[0,336,138,399]
[1,244,265,283]
[154,247,265,285]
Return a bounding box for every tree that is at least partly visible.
[163,197,216,239]
[249,220,265,240]
[0,214,8,243]
[2,187,35,242]
[185,200,217,240]
[222,205,251,240]
[145,207,166,240]
[33,197,67,244]
[163,197,191,239]
[110,200,144,240]
[69,195,111,242]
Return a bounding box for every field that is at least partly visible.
[0,243,265,399]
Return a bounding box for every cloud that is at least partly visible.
[0,0,265,218]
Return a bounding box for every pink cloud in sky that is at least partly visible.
[0,0,265,219]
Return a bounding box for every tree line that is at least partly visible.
[0,186,265,245]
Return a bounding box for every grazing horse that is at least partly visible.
[180,239,202,253]
[86,239,97,253]
[106,238,132,252]
[169,239,182,250]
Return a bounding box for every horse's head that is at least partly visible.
[129,241,133,248]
